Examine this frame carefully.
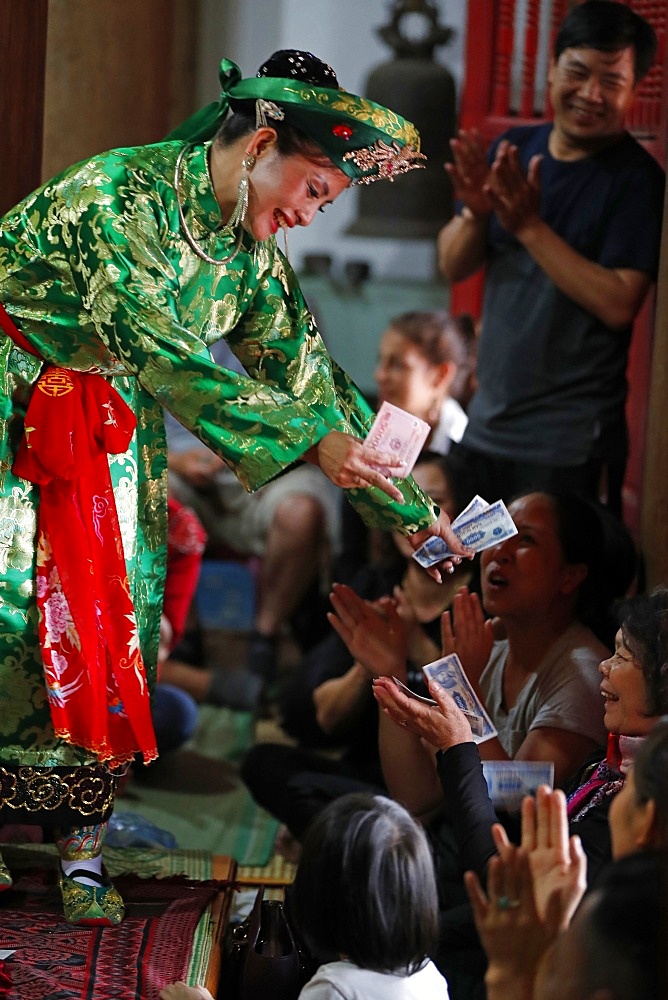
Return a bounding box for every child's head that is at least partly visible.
[292,792,439,974]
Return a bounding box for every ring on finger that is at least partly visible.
[496,896,521,911]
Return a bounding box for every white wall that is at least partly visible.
[196,0,468,282]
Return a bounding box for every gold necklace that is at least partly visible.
[173,143,248,266]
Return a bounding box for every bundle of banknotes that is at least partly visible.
[393,652,497,744]
[363,400,430,478]
[413,493,518,569]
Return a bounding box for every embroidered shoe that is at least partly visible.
[59,867,125,926]
[0,853,12,892]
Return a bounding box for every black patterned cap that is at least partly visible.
[257,50,339,87]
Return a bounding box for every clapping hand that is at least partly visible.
[440,588,494,687]
[446,128,493,218]
[328,583,409,680]
[464,848,555,999]
[464,786,586,999]
[492,786,587,929]
[484,140,542,238]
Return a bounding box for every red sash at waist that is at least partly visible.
[0,301,157,765]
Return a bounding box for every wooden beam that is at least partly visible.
[0,0,49,216]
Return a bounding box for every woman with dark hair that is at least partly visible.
[161,792,449,1000]
[374,311,469,453]
[335,491,624,805]
[0,50,468,925]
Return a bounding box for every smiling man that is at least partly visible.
[438,1,664,517]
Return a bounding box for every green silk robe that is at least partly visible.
[0,140,435,799]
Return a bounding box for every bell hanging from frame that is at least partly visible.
[346,0,456,239]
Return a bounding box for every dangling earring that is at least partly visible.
[227,153,255,233]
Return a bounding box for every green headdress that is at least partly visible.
[167,54,426,186]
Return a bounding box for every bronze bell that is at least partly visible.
[346,0,456,239]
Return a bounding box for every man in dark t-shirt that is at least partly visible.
[438,1,664,514]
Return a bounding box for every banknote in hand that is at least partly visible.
[412,498,518,569]
[391,676,485,738]
[363,401,430,479]
[421,653,497,743]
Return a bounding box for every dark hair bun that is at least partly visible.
[257,49,339,87]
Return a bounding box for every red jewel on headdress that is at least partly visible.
[332,124,353,140]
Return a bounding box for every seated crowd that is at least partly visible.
[155,414,668,1000]
[153,306,667,999]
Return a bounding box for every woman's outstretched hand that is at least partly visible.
[307,434,471,578]
[372,673,474,750]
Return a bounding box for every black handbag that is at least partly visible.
[220,885,305,1000]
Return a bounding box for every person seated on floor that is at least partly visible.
[342,491,631,792]
[240,453,473,853]
[160,792,450,1000]
[336,310,469,586]
[243,491,633,857]
[373,587,668,1000]
[167,339,341,710]
[465,729,668,1000]
[331,492,635,938]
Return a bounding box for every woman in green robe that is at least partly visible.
[0,50,466,925]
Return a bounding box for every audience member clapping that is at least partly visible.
[465,718,668,999]
[358,492,625,812]
[373,588,668,999]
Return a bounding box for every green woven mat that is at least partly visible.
[114,704,279,867]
